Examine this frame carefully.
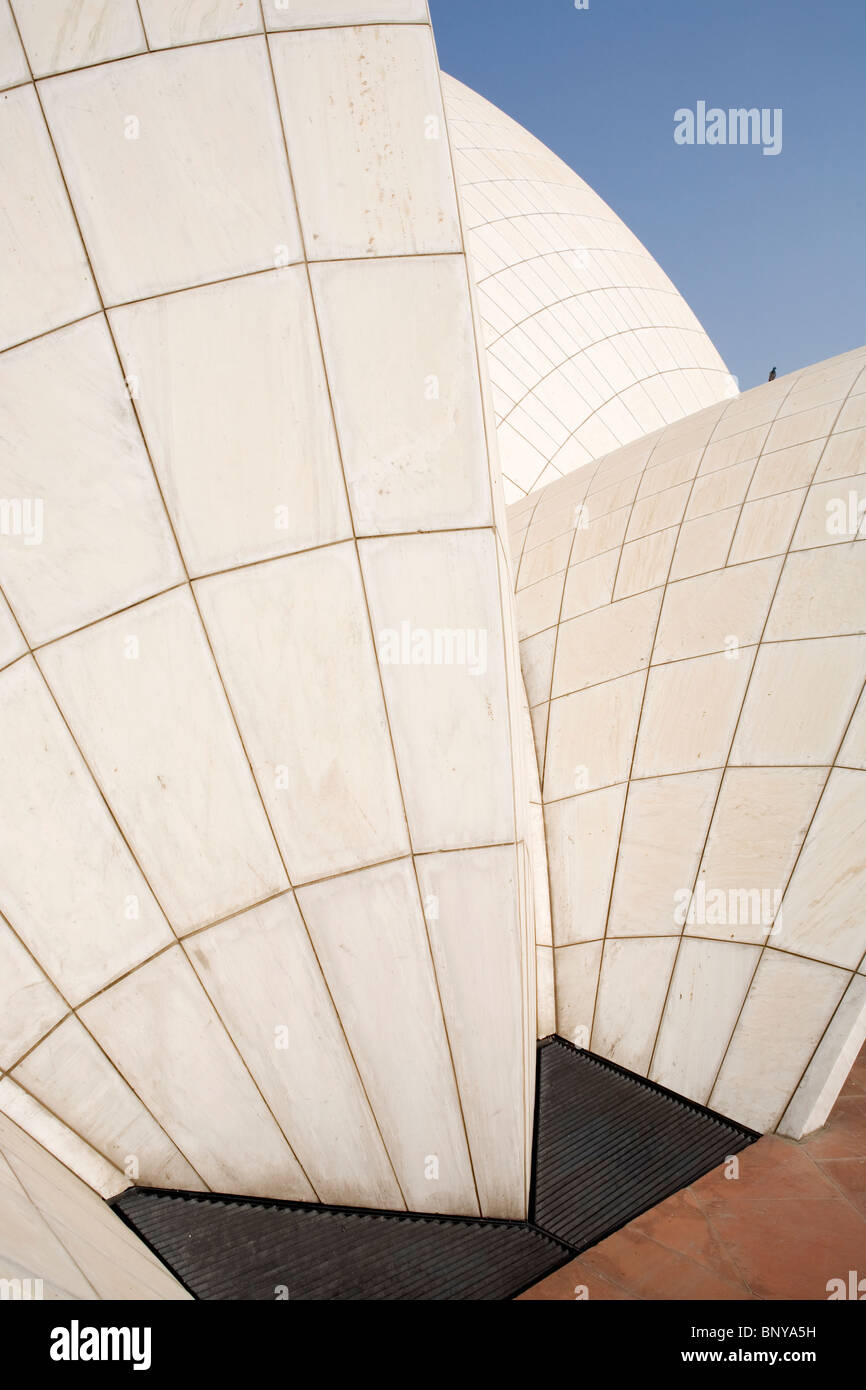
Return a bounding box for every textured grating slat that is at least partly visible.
[530,1038,757,1251]
[111,1037,757,1299]
[113,1189,571,1301]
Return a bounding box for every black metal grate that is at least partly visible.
[112,1189,570,1301]
[531,1037,757,1251]
[112,1038,758,1300]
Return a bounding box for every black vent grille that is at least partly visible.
[531,1038,757,1251]
[113,1189,570,1302]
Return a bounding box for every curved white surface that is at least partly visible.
[510,347,866,1136]
[0,0,537,1222]
[443,73,739,501]
[0,1109,188,1300]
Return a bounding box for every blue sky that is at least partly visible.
[429,0,865,390]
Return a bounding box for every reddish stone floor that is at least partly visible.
[519,1046,866,1301]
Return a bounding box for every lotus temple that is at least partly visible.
[0,0,864,1303]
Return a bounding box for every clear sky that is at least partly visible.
[429,0,865,390]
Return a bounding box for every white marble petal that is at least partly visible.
[0,590,25,669]
[544,786,626,946]
[608,771,721,938]
[0,2,28,89]
[536,945,557,1038]
[0,658,174,1003]
[0,916,66,1071]
[710,951,849,1132]
[298,859,478,1216]
[0,318,184,645]
[12,1016,204,1191]
[0,1111,190,1298]
[653,560,781,664]
[731,637,866,767]
[359,530,516,851]
[633,651,753,779]
[79,947,316,1200]
[187,894,403,1209]
[544,672,645,798]
[264,0,428,25]
[12,0,145,76]
[0,85,98,350]
[310,255,492,534]
[591,937,679,1074]
[776,769,866,969]
[691,767,825,947]
[138,0,262,46]
[416,847,527,1219]
[840,685,866,769]
[0,1136,97,1299]
[40,40,302,304]
[38,589,289,933]
[556,934,603,1045]
[270,24,460,259]
[552,589,662,696]
[778,974,866,1138]
[0,1078,126,1199]
[650,938,761,1104]
[109,269,350,576]
[765,544,866,641]
[195,545,408,884]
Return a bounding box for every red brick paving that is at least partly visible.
[518,1046,866,1301]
